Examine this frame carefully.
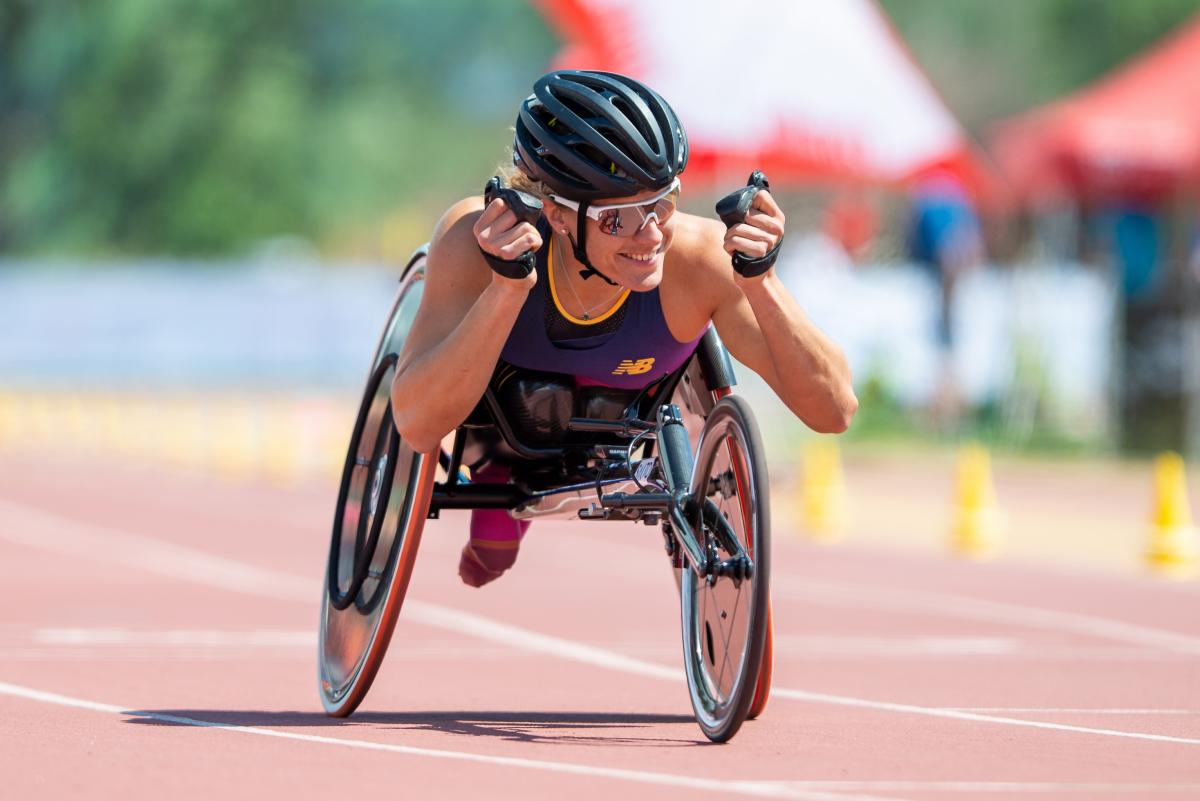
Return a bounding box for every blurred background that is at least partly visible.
[3,0,1200,575]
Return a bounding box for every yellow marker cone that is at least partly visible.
[62,394,89,451]
[263,401,303,486]
[800,438,847,541]
[0,392,17,450]
[28,392,54,446]
[210,399,259,482]
[951,443,1003,558]
[159,398,203,471]
[1145,452,1200,578]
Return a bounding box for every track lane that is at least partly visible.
[2,454,1199,800]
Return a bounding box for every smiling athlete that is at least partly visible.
[390,70,857,586]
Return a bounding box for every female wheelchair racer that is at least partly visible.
[318,70,857,742]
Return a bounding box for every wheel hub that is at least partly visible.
[368,453,388,518]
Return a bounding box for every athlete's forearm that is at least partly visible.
[740,274,858,433]
[390,282,528,453]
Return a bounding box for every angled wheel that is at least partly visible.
[680,394,770,742]
[319,257,435,716]
[712,388,773,721]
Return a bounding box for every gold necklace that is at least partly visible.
[553,236,624,321]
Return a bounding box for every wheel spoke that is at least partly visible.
[703,586,728,701]
[715,579,746,697]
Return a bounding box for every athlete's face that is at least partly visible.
[547,186,676,292]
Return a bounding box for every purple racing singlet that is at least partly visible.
[499,220,708,390]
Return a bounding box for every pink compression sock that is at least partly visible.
[459,463,531,588]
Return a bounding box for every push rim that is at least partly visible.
[327,355,404,614]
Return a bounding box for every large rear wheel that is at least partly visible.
[318,258,434,717]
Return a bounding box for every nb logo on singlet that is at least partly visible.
[612,358,655,376]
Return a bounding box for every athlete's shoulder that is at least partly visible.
[663,211,738,317]
[430,196,487,255]
[420,195,497,295]
[668,211,728,270]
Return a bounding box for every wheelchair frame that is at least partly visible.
[320,243,772,742]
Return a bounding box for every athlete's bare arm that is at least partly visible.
[669,202,858,434]
[390,196,538,453]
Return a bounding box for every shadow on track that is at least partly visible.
[125,710,704,747]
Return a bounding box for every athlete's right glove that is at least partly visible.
[477,176,544,279]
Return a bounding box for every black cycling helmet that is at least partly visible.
[514,70,688,202]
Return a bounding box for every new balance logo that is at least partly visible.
[612,357,655,376]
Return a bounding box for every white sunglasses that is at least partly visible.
[550,178,682,237]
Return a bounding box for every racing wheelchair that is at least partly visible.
[317,242,775,743]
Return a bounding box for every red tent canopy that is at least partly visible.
[533,0,993,200]
[992,14,1200,203]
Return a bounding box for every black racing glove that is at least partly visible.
[480,176,544,279]
[715,170,783,278]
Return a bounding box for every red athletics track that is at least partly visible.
[1,452,1199,801]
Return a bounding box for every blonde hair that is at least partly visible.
[496,131,558,204]
[496,159,554,204]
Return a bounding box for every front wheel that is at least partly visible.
[680,394,771,742]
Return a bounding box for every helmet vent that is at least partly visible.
[608,95,653,146]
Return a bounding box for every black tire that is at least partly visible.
[680,394,771,742]
[318,258,435,717]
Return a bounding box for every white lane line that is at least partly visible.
[19,629,1187,661]
[942,708,1200,716]
[34,628,315,647]
[0,680,902,801]
[25,630,1013,655]
[0,645,531,663]
[779,580,1200,655]
[3,497,1199,746]
[764,688,1200,745]
[570,512,1200,653]
[403,600,680,681]
[758,782,1200,794]
[394,604,1200,746]
[773,636,1019,656]
[19,628,1190,667]
[0,499,312,602]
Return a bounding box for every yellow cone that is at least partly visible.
[158,398,203,471]
[262,400,304,486]
[210,399,260,482]
[1145,452,1200,578]
[0,391,17,450]
[27,392,54,446]
[951,443,1003,558]
[800,438,847,541]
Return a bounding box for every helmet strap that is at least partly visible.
[571,203,619,286]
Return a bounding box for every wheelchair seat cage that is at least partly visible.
[319,243,772,743]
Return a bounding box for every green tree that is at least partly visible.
[0,0,555,256]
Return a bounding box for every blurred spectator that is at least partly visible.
[1109,205,1162,302]
[1190,219,1200,286]
[906,170,985,423]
